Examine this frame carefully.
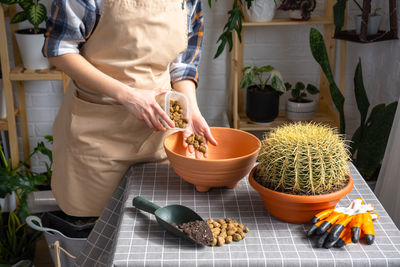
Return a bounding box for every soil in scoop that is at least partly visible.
[175,220,213,246]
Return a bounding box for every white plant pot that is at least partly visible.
[286,99,317,121]
[243,0,276,22]
[15,29,50,70]
[288,9,303,20]
[0,191,17,212]
[355,15,382,35]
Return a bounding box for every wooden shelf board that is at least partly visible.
[334,30,398,43]
[0,118,8,130]
[238,111,337,131]
[10,66,64,81]
[243,17,333,27]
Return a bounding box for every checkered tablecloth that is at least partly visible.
[76,163,400,266]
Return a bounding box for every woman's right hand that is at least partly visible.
[120,87,175,131]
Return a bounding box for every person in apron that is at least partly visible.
[43,0,217,217]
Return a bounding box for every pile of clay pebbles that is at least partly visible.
[185,133,207,154]
[169,100,188,128]
[207,217,249,246]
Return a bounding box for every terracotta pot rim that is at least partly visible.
[248,165,353,203]
[164,127,261,162]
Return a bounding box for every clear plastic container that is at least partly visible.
[157,91,191,130]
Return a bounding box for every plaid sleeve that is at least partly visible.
[170,0,204,88]
[42,0,100,57]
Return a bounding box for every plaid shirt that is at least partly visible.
[43,0,204,86]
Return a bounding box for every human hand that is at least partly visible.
[307,198,378,248]
[121,87,175,131]
[182,112,217,159]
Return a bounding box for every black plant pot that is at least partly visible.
[41,211,97,238]
[246,85,280,123]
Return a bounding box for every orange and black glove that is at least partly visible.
[307,198,378,248]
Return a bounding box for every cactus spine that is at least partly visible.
[256,122,350,195]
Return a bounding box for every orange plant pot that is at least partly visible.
[164,127,261,192]
[248,166,354,224]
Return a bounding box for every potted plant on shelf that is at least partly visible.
[278,0,316,21]
[285,81,319,121]
[248,122,354,224]
[353,0,382,35]
[239,65,286,123]
[0,208,41,266]
[243,0,278,23]
[0,0,50,69]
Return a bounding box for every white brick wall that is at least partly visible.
[4,0,400,171]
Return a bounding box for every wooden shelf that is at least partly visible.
[230,0,339,132]
[10,65,64,81]
[237,111,337,131]
[243,17,333,27]
[334,30,398,43]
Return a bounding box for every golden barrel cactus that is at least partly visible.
[256,122,350,195]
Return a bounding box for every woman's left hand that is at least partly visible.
[182,111,217,159]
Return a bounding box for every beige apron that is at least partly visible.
[51,0,188,216]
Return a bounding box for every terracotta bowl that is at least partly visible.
[164,127,261,192]
[248,166,354,224]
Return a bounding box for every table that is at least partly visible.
[75,163,400,266]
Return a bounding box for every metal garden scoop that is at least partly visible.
[132,196,212,246]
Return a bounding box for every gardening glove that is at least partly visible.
[307,198,378,246]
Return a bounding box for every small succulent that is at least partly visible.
[255,122,350,195]
[285,81,319,102]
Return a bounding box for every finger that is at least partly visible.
[195,149,202,159]
[307,220,324,237]
[361,213,375,245]
[350,213,363,243]
[333,227,352,248]
[142,116,155,131]
[154,104,175,128]
[149,111,166,132]
[204,128,217,146]
[316,231,329,248]
[311,208,335,224]
[327,215,353,242]
[316,212,345,235]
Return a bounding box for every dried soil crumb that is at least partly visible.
[177,220,213,246]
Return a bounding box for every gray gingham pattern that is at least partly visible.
[76,163,400,266]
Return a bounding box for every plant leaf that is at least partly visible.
[354,59,370,136]
[258,65,274,73]
[28,3,47,29]
[333,0,347,32]
[295,82,305,91]
[354,102,398,180]
[10,11,27,24]
[270,71,286,93]
[306,84,319,94]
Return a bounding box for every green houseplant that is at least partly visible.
[334,0,382,36]
[0,208,40,266]
[239,65,286,123]
[309,27,398,181]
[0,0,49,69]
[278,0,317,21]
[248,122,353,223]
[285,81,319,121]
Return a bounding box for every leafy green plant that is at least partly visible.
[285,81,319,102]
[309,27,346,134]
[0,208,40,264]
[350,59,398,180]
[309,27,398,181]
[239,65,286,93]
[334,0,382,32]
[0,136,53,221]
[0,0,48,33]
